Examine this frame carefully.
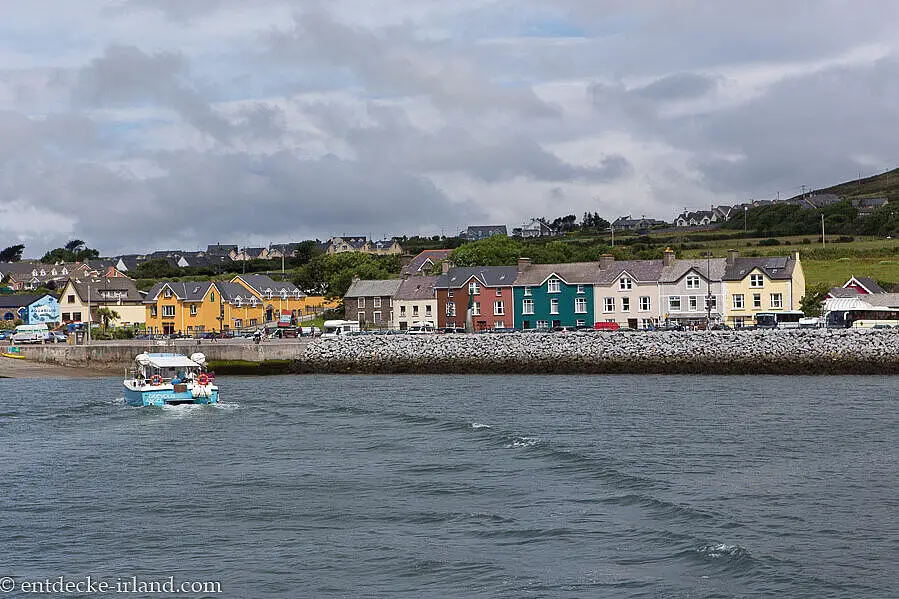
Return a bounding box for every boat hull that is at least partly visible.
[123,385,219,407]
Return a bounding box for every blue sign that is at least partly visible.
[27,295,61,324]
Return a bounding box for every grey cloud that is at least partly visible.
[632,73,719,101]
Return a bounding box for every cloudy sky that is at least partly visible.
[2,1,898,256]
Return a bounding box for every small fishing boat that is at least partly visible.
[123,352,219,407]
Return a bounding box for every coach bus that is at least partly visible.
[825,307,899,329]
[754,311,804,329]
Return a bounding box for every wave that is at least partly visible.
[504,436,540,449]
[697,542,752,560]
[470,422,491,429]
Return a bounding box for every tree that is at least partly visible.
[95,307,121,330]
[448,235,520,267]
[0,244,25,262]
[799,282,830,317]
[64,239,86,252]
[41,240,100,263]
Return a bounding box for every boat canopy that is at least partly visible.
[136,353,202,369]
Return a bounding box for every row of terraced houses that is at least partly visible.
[345,248,805,331]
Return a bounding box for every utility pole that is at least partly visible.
[744,205,748,233]
[608,225,615,247]
[706,248,713,326]
[86,281,91,345]
[821,214,826,248]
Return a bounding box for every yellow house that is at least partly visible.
[58,277,146,328]
[144,281,264,335]
[722,250,806,328]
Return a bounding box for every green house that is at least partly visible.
[512,260,599,329]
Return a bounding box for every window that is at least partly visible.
[733,294,744,309]
[495,288,502,297]
[494,301,505,315]
[358,312,365,323]
[707,295,718,311]
[619,277,632,290]
[67,294,75,303]
[494,321,505,329]
[359,297,365,308]
[668,296,681,312]
[234,318,242,328]
[472,301,481,316]
[576,319,586,327]
[639,296,651,311]
[426,305,432,316]
[413,305,419,316]
[210,292,214,302]
[162,305,175,317]
[251,298,257,307]
[523,287,532,296]
[373,297,381,308]
[686,275,700,290]
[689,296,698,311]
[72,312,82,321]
[164,288,172,298]
[62,312,71,321]
[536,320,549,329]
[621,297,630,312]
[469,281,480,295]
[550,298,559,314]
[373,311,381,323]
[734,317,745,328]
[603,297,615,312]
[235,298,242,307]
[547,279,561,293]
[149,307,157,318]
[190,304,197,316]
[577,285,585,294]
[750,274,764,288]
[448,290,454,298]
[770,293,783,309]
[575,297,587,313]
[522,299,535,314]
[446,302,456,317]
[249,319,258,326]
[753,293,762,309]
[400,305,407,315]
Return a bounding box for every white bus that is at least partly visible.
[321,320,361,339]
[754,311,804,329]
[12,323,49,344]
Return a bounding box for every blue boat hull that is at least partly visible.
[123,386,219,407]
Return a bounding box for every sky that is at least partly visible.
[2,0,899,257]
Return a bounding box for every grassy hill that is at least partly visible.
[789,167,899,202]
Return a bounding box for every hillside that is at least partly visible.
[789,167,899,202]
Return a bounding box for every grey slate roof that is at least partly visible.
[344,279,403,298]
[723,256,795,281]
[369,239,398,250]
[464,225,507,239]
[851,276,885,294]
[595,260,664,284]
[0,294,42,308]
[660,258,727,283]
[403,249,453,276]
[514,262,601,286]
[827,287,861,298]
[332,236,367,250]
[236,274,304,296]
[206,244,237,255]
[435,266,519,289]
[240,247,266,259]
[68,278,143,303]
[145,281,213,302]
[394,276,438,301]
[216,282,255,301]
[863,292,899,308]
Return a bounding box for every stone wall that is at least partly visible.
[295,330,899,375]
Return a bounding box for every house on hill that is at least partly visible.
[401,249,453,277]
[460,225,508,241]
[612,215,666,231]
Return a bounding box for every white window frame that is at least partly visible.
[493,301,505,316]
[373,297,381,308]
[733,294,744,309]
[190,304,197,316]
[469,281,480,295]
[686,275,700,290]
[495,288,502,297]
[446,302,456,317]
[550,298,559,314]
[603,297,615,312]
[494,321,505,329]
[621,297,630,312]
[359,297,365,308]
[373,311,381,323]
[750,274,764,288]
[639,296,651,311]
[523,287,532,296]
[688,296,698,311]
[448,289,454,298]
[536,320,549,329]
[753,293,762,309]
[576,319,586,327]
[576,285,585,294]
[522,299,534,315]
[547,279,561,293]
[770,293,783,309]
[162,305,175,317]
[575,297,587,314]
[668,296,681,312]
[619,277,632,290]
[472,301,481,316]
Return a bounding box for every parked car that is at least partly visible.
[0,331,9,340]
[49,331,67,343]
[440,326,466,334]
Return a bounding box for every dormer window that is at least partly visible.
[294,290,301,298]
[235,298,242,307]
[619,277,632,291]
[547,279,561,293]
[750,274,764,288]
[280,290,287,299]
[686,275,700,290]
[164,288,172,298]
[266,291,272,299]
[469,281,480,295]
[251,298,257,307]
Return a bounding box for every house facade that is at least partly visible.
[401,249,453,277]
[144,281,265,335]
[392,276,438,330]
[363,239,403,255]
[461,225,508,241]
[0,294,60,324]
[512,259,596,329]
[592,255,664,329]
[722,250,806,328]
[343,278,403,329]
[231,274,307,322]
[658,251,727,325]
[327,236,368,255]
[434,265,517,330]
[58,278,145,328]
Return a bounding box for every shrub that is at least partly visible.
[801,238,811,244]
[758,238,781,246]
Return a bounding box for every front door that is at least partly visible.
[163,323,175,335]
[628,318,638,329]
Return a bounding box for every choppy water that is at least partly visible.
[1,375,896,598]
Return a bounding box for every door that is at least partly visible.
[628,318,638,330]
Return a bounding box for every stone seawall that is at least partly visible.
[295,330,899,375]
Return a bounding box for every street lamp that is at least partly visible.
[607,225,615,247]
[705,250,713,326]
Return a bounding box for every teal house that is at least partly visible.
[512,259,599,329]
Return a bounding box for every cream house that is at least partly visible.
[592,255,664,329]
[58,277,146,327]
[392,276,438,330]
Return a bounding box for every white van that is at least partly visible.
[321,320,361,339]
[12,323,49,344]
[407,322,436,335]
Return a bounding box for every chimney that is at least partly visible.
[599,254,615,270]
[352,274,360,282]
[518,257,532,271]
[727,249,738,266]
[663,247,676,267]
[442,260,454,274]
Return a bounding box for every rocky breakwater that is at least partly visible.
[297,329,899,375]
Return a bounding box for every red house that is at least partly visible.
[434,264,518,330]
